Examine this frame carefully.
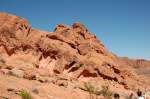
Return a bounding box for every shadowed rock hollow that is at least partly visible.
[0,12,150,99]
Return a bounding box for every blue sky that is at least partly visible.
[0,0,150,60]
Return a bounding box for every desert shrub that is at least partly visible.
[84,82,95,94]
[18,89,32,99]
[100,85,113,99]
[84,82,113,99]
[84,82,96,99]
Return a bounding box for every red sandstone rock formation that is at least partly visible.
[0,12,149,99]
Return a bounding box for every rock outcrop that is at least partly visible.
[0,12,149,99]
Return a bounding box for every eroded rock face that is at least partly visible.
[0,13,150,98]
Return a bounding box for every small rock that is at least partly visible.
[32,87,39,94]
[0,58,5,64]
[5,66,13,70]
[0,69,10,74]
[67,82,76,89]
[38,77,46,83]
[0,96,9,99]
[24,74,36,80]
[56,80,68,87]
[7,88,14,92]
[9,68,24,78]
[45,77,56,84]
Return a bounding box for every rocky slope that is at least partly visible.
[0,12,149,99]
[119,57,150,84]
[119,57,150,68]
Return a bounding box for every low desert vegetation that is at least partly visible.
[84,82,95,99]
[84,82,95,94]
[100,85,113,99]
[18,89,32,99]
[84,82,113,99]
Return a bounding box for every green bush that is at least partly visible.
[18,89,32,99]
[100,85,113,99]
[84,82,113,99]
[84,82,95,99]
[84,82,95,94]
